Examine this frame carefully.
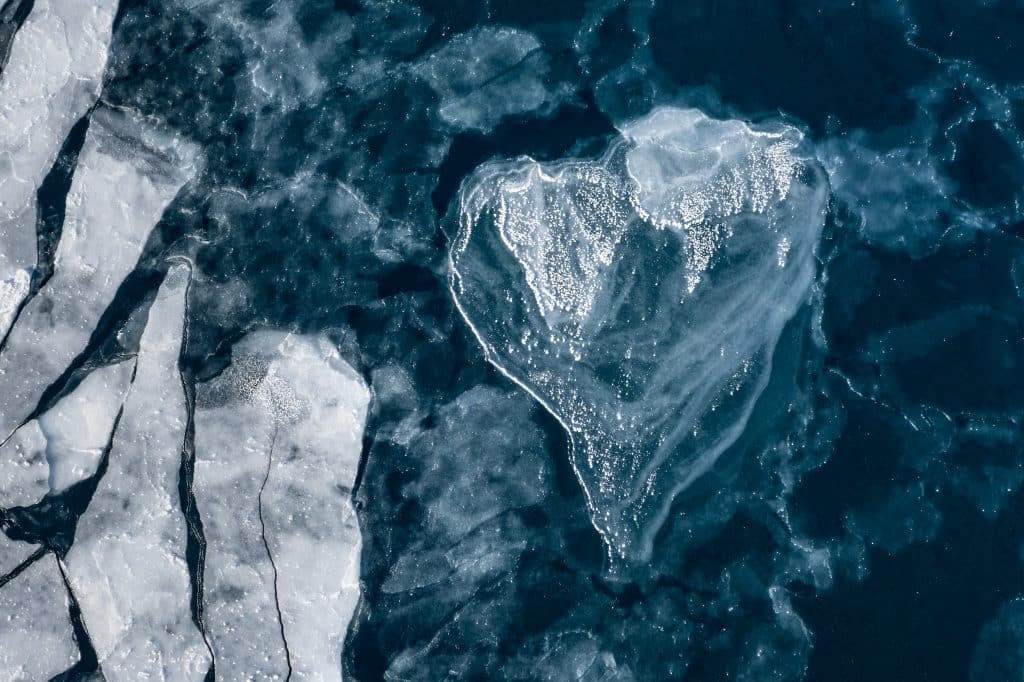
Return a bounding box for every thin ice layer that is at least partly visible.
[64,264,211,681]
[451,107,828,563]
[0,554,79,678]
[0,107,198,440]
[195,331,370,681]
[0,0,118,335]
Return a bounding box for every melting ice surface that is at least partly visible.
[451,106,828,563]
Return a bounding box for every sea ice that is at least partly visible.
[0,0,118,336]
[0,107,199,440]
[195,331,370,681]
[64,264,211,681]
[451,106,828,564]
[0,553,79,679]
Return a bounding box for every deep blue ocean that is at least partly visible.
[1,0,1024,680]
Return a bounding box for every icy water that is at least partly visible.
[1,0,1024,679]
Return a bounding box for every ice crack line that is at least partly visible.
[257,423,292,680]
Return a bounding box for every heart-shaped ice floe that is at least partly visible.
[450,106,827,565]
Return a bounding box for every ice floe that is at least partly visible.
[0,0,118,336]
[0,359,133,508]
[194,331,369,681]
[64,264,211,681]
[412,27,559,132]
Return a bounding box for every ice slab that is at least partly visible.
[195,331,369,681]
[0,107,198,440]
[0,360,133,508]
[64,264,211,681]
[0,0,118,336]
[0,553,79,679]
[451,106,828,564]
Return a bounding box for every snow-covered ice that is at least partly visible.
[64,264,211,681]
[194,331,370,681]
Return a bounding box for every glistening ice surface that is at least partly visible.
[0,0,1024,680]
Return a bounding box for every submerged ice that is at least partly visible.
[451,106,827,562]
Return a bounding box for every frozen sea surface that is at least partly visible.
[1,0,1024,680]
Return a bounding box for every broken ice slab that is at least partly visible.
[64,264,211,681]
[0,359,133,509]
[195,331,370,682]
[0,553,80,679]
[0,0,118,336]
[0,106,199,440]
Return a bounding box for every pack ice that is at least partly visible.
[63,264,212,681]
[451,107,828,564]
[194,331,370,681]
[0,106,199,440]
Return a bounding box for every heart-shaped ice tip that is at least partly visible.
[450,106,828,567]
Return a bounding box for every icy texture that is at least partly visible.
[64,264,211,681]
[0,533,37,576]
[0,0,117,336]
[195,331,370,681]
[412,27,555,132]
[0,107,199,440]
[0,554,79,678]
[452,106,827,562]
[0,360,132,508]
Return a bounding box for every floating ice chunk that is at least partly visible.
[0,0,117,336]
[195,331,370,681]
[64,264,211,681]
[451,106,828,563]
[0,360,132,508]
[0,107,198,440]
[0,553,79,678]
[412,27,554,132]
